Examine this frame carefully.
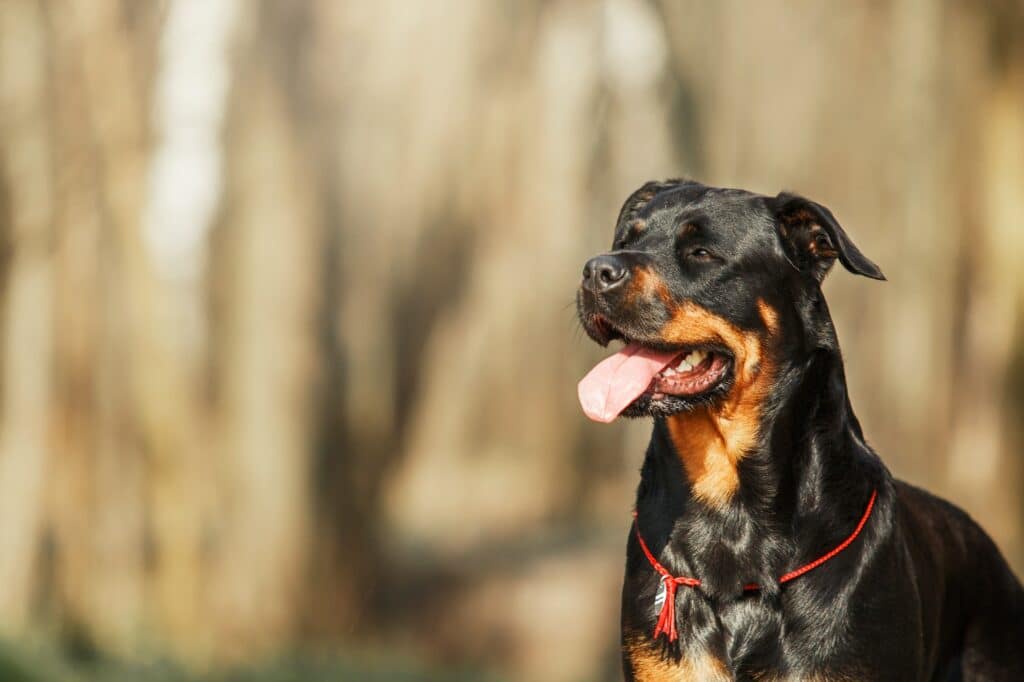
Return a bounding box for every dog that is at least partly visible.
[575,180,1024,681]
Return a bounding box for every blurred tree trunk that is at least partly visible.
[56,0,157,653]
[207,2,321,658]
[0,0,55,634]
[948,52,1024,561]
[0,0,175,656]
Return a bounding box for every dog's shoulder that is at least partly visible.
[894,479,985,552]
[894,479,973,527]
[893,479,1020,586]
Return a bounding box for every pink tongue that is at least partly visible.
[577,343,679,423]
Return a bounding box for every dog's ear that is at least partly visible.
[772,192,885,282]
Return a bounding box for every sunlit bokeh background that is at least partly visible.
[0,1,1022,680]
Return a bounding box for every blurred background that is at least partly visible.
[0,0,1023,680]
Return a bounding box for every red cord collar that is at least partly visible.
[633,489,878,642]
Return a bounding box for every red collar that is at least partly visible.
[633,489,878,642]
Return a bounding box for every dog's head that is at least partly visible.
[576,179,883,423]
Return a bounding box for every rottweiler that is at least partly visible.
[575,180,1024,681]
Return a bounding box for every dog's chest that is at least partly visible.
[623,584,859,681]
[625,630,859,682]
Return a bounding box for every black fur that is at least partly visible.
[577,181,1024,680]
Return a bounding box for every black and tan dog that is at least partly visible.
[576,180,1024,681]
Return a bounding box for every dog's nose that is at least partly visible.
[582,255,629,293]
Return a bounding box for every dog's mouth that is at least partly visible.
[578,317,734,423]
[648,347,731,400]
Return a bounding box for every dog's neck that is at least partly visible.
[634,345,884,600]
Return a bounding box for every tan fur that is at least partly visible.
[626,633,856,682]
[679,222,699,238]
[625,637,731,681]
[627,268,654,303]
[663,300,778,508]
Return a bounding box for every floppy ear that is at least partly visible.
[772,192,885,282]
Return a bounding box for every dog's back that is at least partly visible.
[895,481,1024,679]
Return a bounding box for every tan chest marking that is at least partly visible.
[663,300,778,508]
[626,639,731,682]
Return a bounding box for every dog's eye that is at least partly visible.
[688,247,713,260]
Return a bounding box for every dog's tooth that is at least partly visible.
[676,359,693,372]
[688,350,706,366]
